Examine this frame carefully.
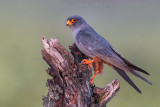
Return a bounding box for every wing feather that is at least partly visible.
[76,30,129,71]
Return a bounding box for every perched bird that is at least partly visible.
[66,15,152,93]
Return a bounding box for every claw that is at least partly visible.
[90,83,95,89]
[81,59,94,67]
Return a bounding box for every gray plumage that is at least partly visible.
[67,15,152,93]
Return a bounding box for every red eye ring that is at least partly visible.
[71,18,77,22]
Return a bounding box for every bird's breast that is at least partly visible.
[72,28,95,58]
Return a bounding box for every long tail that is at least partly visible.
[130,70,152,85]
[111,47,150,75]
[112,65,142,93]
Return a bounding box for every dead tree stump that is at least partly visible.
[41,36,120,107]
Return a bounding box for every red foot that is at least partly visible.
[81,59,94,67]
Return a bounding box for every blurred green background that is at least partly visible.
[0,0,159,107]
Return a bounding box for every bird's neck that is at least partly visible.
[72,27,81,39]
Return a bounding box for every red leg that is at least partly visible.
[90,73,97,84]
[81,57,105,84]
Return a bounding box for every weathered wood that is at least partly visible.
[41,36,120,107]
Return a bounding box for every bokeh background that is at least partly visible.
[0,0,159,107]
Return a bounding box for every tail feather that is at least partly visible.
[112,65,142,93]
[111,47,150,75]
[130,70,152,85]
[120,57,149,75]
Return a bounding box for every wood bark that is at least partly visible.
[41,36,120,107]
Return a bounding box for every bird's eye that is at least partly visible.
[71,18,77,23]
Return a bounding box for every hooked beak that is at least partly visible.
[66,20,73,26]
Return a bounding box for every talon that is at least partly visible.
[81,59,94,67]
[90,83,95,88]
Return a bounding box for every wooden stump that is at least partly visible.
[41,36,120,107]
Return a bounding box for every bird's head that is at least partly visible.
[66,15,87,30]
